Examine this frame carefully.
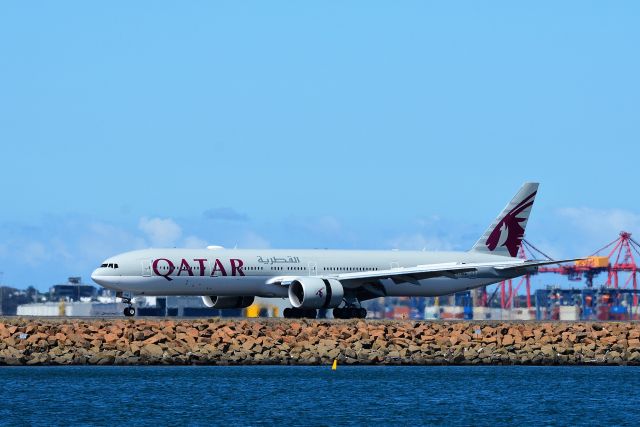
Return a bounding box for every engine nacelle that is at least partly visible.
[201,295,255,309]
[288,277,344,309]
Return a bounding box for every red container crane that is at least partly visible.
[485,232,640,311]
[491,240,545,310]
[534,231,639,308]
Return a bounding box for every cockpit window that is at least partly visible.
[101,263,119,269]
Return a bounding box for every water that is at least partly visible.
[1,366,639,426]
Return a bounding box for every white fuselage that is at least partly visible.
[91,248,519,299]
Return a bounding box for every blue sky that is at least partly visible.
[1,2,639,290]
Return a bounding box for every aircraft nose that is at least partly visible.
[91,269,105,286]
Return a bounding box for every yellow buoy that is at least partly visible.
[332,359,337,370]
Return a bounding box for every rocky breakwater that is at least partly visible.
[1,318,640,365]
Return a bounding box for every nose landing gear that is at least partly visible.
[116,292,136,317]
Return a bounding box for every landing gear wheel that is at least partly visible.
[124,307,135,317]
[333,307,367,319]
[283,308,317,319]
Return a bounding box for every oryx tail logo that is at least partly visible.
[486,191,536,257]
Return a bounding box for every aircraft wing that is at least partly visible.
[331,258,580,286]
[267,259,579,287]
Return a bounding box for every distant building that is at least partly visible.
[0,286,39,315]
[16,301,122,317]
[49,277,97,302]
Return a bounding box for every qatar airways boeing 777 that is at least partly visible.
[92,182,574,319]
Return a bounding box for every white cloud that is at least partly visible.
[387,233,455,251]
[138,217,182,247]
[50,238,74,261]
[557,207,640,241]
[20,241,49,266]
[183,235,208,249]
[315,216,342,234]
[415,215,443,228]
[203,207,248,222]
[239,231,270,249]
[288,215,343,235]
[78,221,147,262]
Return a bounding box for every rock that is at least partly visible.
[629,352,640,363]
[140,343,164,359]
[2,319,640,366]
[96,355,115,365]
[26,352,50,365]
[144,332,168,345]
[502,335,514,346]
[482,336,497,344]
[541,345,555,357]
[606,351,622,361]
[452,352,465,363]
[387,350,400,359]
[103,333,118,343]
[242,339,256,351]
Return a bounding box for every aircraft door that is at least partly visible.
[390,261,400,270]
[308,262,317,276]
[142,259,152,277]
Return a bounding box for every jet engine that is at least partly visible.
[288,277,344,309]
[201,295,255,309]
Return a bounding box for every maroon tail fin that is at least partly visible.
[471,182,539,257]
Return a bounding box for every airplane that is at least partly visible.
[91,182,575,319]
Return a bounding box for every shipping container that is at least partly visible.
[575,256,609,268]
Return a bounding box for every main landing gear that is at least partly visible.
[333,307,367,319]
[283,308,317,319]
[282,306,367,319]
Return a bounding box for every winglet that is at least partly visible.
[471,182,539,258]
